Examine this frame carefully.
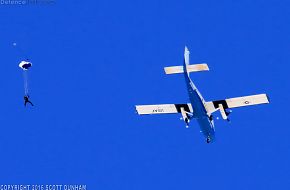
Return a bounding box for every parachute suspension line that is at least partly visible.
[23,70,29,96]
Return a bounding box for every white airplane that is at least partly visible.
[135,47,270,143]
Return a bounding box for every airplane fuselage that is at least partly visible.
[183,60,215,142]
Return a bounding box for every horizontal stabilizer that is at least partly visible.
[164,63,209,74]
[136,103,193,115]
[205,94,269,114]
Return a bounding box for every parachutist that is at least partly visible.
[24,95,34,107]
[19,60,33,103]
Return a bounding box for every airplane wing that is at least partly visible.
[205,94,270,115]
[136,103,193,115]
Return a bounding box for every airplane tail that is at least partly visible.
[164,46,209,75]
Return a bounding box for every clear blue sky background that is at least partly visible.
[0,0,289,189]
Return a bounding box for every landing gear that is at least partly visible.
[209,115,213,121]
[185,118,189,125]
[180,107,192,128]
[184,118,189,128]
[225,109,232,116]
[225,109,232,122]
[206,136,211,143]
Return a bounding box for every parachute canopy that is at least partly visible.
[19,61,32,70]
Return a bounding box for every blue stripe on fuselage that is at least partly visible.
[183,60,215,141]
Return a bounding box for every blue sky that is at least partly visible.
[0,0,289,189]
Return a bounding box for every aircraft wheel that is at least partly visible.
[206,137,211,143]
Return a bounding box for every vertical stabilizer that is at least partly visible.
[184,46,190,65]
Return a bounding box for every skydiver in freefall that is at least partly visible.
[24,95,34,107]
